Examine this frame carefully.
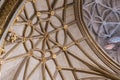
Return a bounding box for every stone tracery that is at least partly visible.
[83,0,120,63]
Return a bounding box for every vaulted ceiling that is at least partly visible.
[0,0,120,80]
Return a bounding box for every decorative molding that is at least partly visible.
[0,0,22,36]
[0,0,120,80]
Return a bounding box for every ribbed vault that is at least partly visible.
[83,0,120,63]
[0,0,120,80]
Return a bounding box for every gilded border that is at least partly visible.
[0,0,22,36]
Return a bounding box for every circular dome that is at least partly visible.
[83,0,120,63]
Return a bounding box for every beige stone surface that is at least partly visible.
[1,0,119,80]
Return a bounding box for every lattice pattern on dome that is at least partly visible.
[0,0,119,80]
[83,0,120,63]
